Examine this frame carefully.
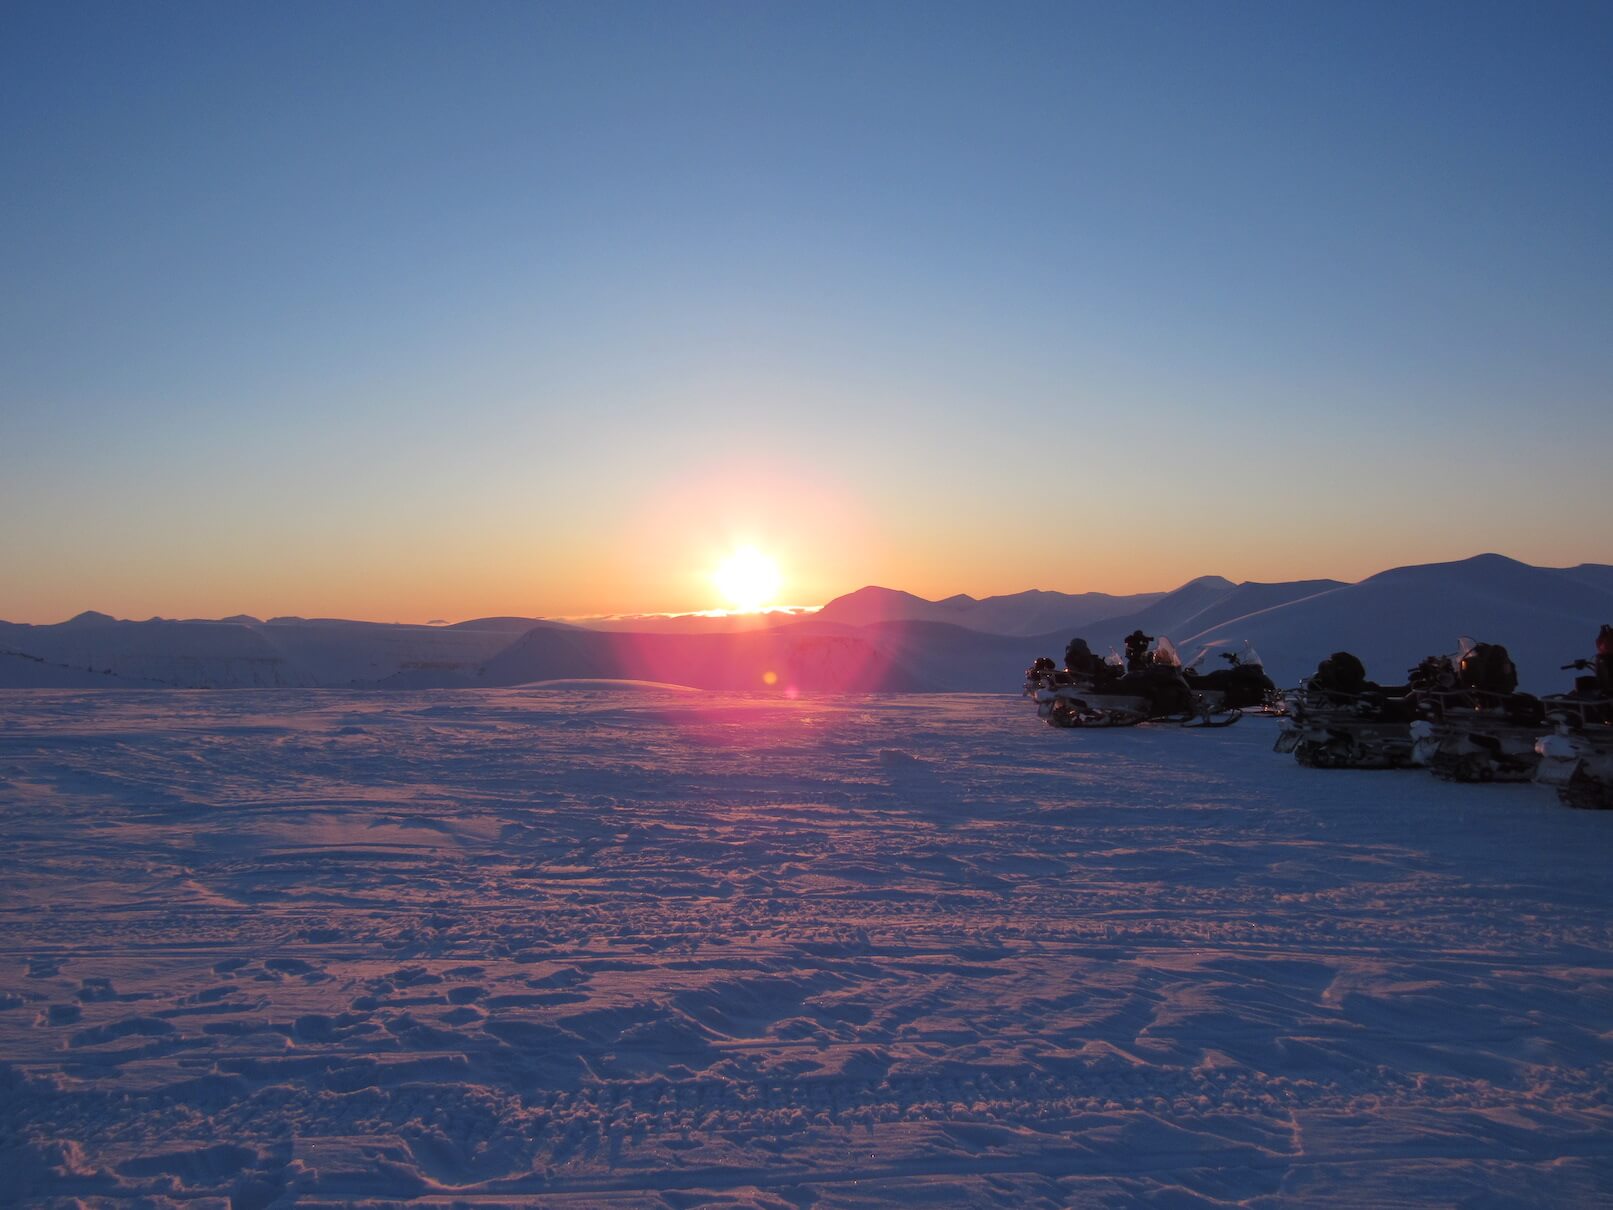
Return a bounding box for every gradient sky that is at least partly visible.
[3,1,1610,623]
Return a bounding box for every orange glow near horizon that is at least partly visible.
[5,434,1607,626]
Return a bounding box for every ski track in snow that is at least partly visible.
[0,688,1609,1207]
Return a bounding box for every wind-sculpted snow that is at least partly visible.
[1,689,1610,1205]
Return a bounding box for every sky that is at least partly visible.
[3,1,1611,623]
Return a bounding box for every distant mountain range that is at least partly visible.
[1181,554,1613,695]
[813,585,1168,636]
[3,554,1610,693]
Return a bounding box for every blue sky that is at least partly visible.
[2,1,1610,620]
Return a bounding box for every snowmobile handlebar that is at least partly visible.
[1562,659,1592,671]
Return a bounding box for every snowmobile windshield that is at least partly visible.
[1105,648,1125,670]
[1153,636,1182,667]
[1187,639,1263,672]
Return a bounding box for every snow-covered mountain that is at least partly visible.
[1068,576,1346,653]
[3,554,1608,692]
[812,576,1352,646]
[814,585,1163,636]
[1183,554,1613,691]
[0,649,164,688]
[0,615,552,689]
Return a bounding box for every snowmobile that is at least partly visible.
[1408,639,1547,782]
[1533,625,1613,809]
[1024,634,1242,728]
[1182,640,1283,714]
[1274,651,1443,768]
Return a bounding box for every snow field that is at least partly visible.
[0,687,1609,1206]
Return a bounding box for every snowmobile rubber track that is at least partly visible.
[1293,738,1415,770]
[1182,708,1243,729]
[1048,706,1147,728]
[1428,751,1536,783]
[1557,775,1613,810]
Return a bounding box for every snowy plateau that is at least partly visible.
[1,686,1610,1206]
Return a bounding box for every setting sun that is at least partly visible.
[713,547,782,613]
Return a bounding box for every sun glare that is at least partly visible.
[713,547,782,613]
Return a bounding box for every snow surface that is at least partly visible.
[2,687,1610,1205]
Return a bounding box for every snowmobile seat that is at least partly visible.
[1372,692,1420,724]
[1503,693,1545,726]
[1187,662,1277,708]
[1459,642,1519,695]
[1312,652,1369,696]
[1117,665,1193,715]
[1064,638,1107,679]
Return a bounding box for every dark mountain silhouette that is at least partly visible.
[3,554,1608,692]
[816,585,1162,635]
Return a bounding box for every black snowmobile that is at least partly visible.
[1408,639,1547,782]
[1534,624,1613,808]
[1024,631,1241,728]
[1275,651,1445,768]
[1182,641,1282,713]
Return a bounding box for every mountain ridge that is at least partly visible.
[4,553,1609,692]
